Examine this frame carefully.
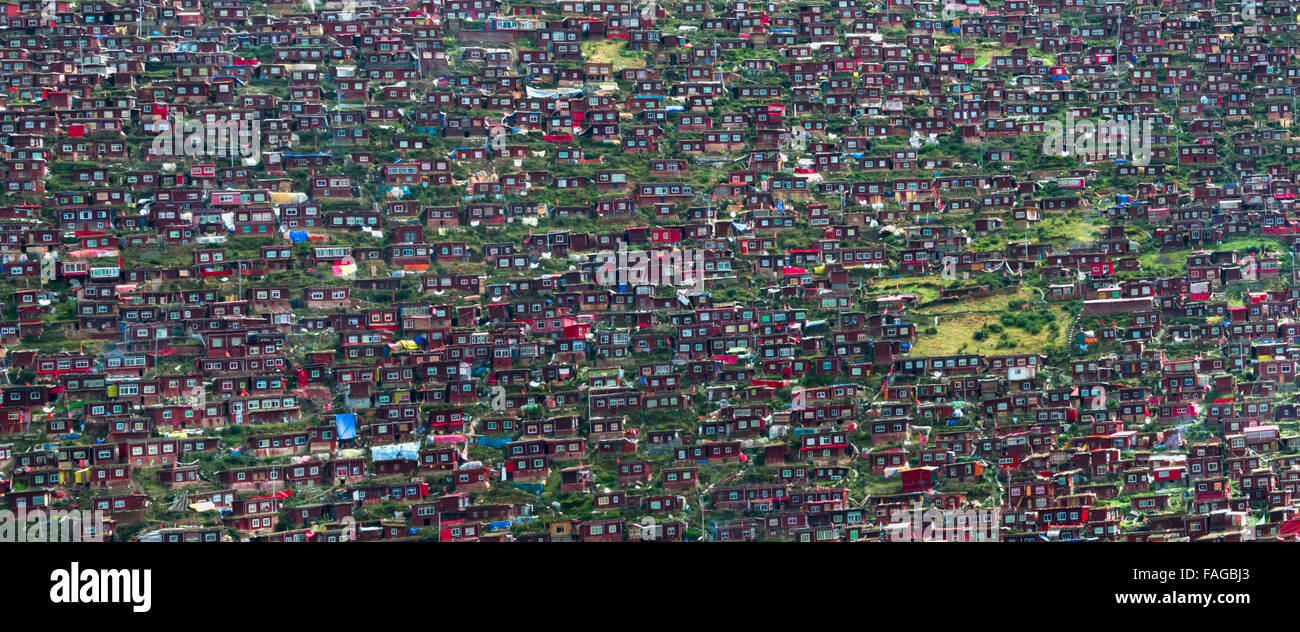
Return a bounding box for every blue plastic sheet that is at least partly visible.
[477,436,508,448]
[336,413,357,440]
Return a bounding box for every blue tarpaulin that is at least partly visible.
[289,231,309,242]
[477,436,508,449]
[336,413,357,440]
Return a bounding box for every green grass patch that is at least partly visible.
[580,40,646,71]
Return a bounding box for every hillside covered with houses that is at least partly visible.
[1,0,1299,542]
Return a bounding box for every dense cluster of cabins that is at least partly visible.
[4,0,1300,541]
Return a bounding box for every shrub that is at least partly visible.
[1000,309,1055,335]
